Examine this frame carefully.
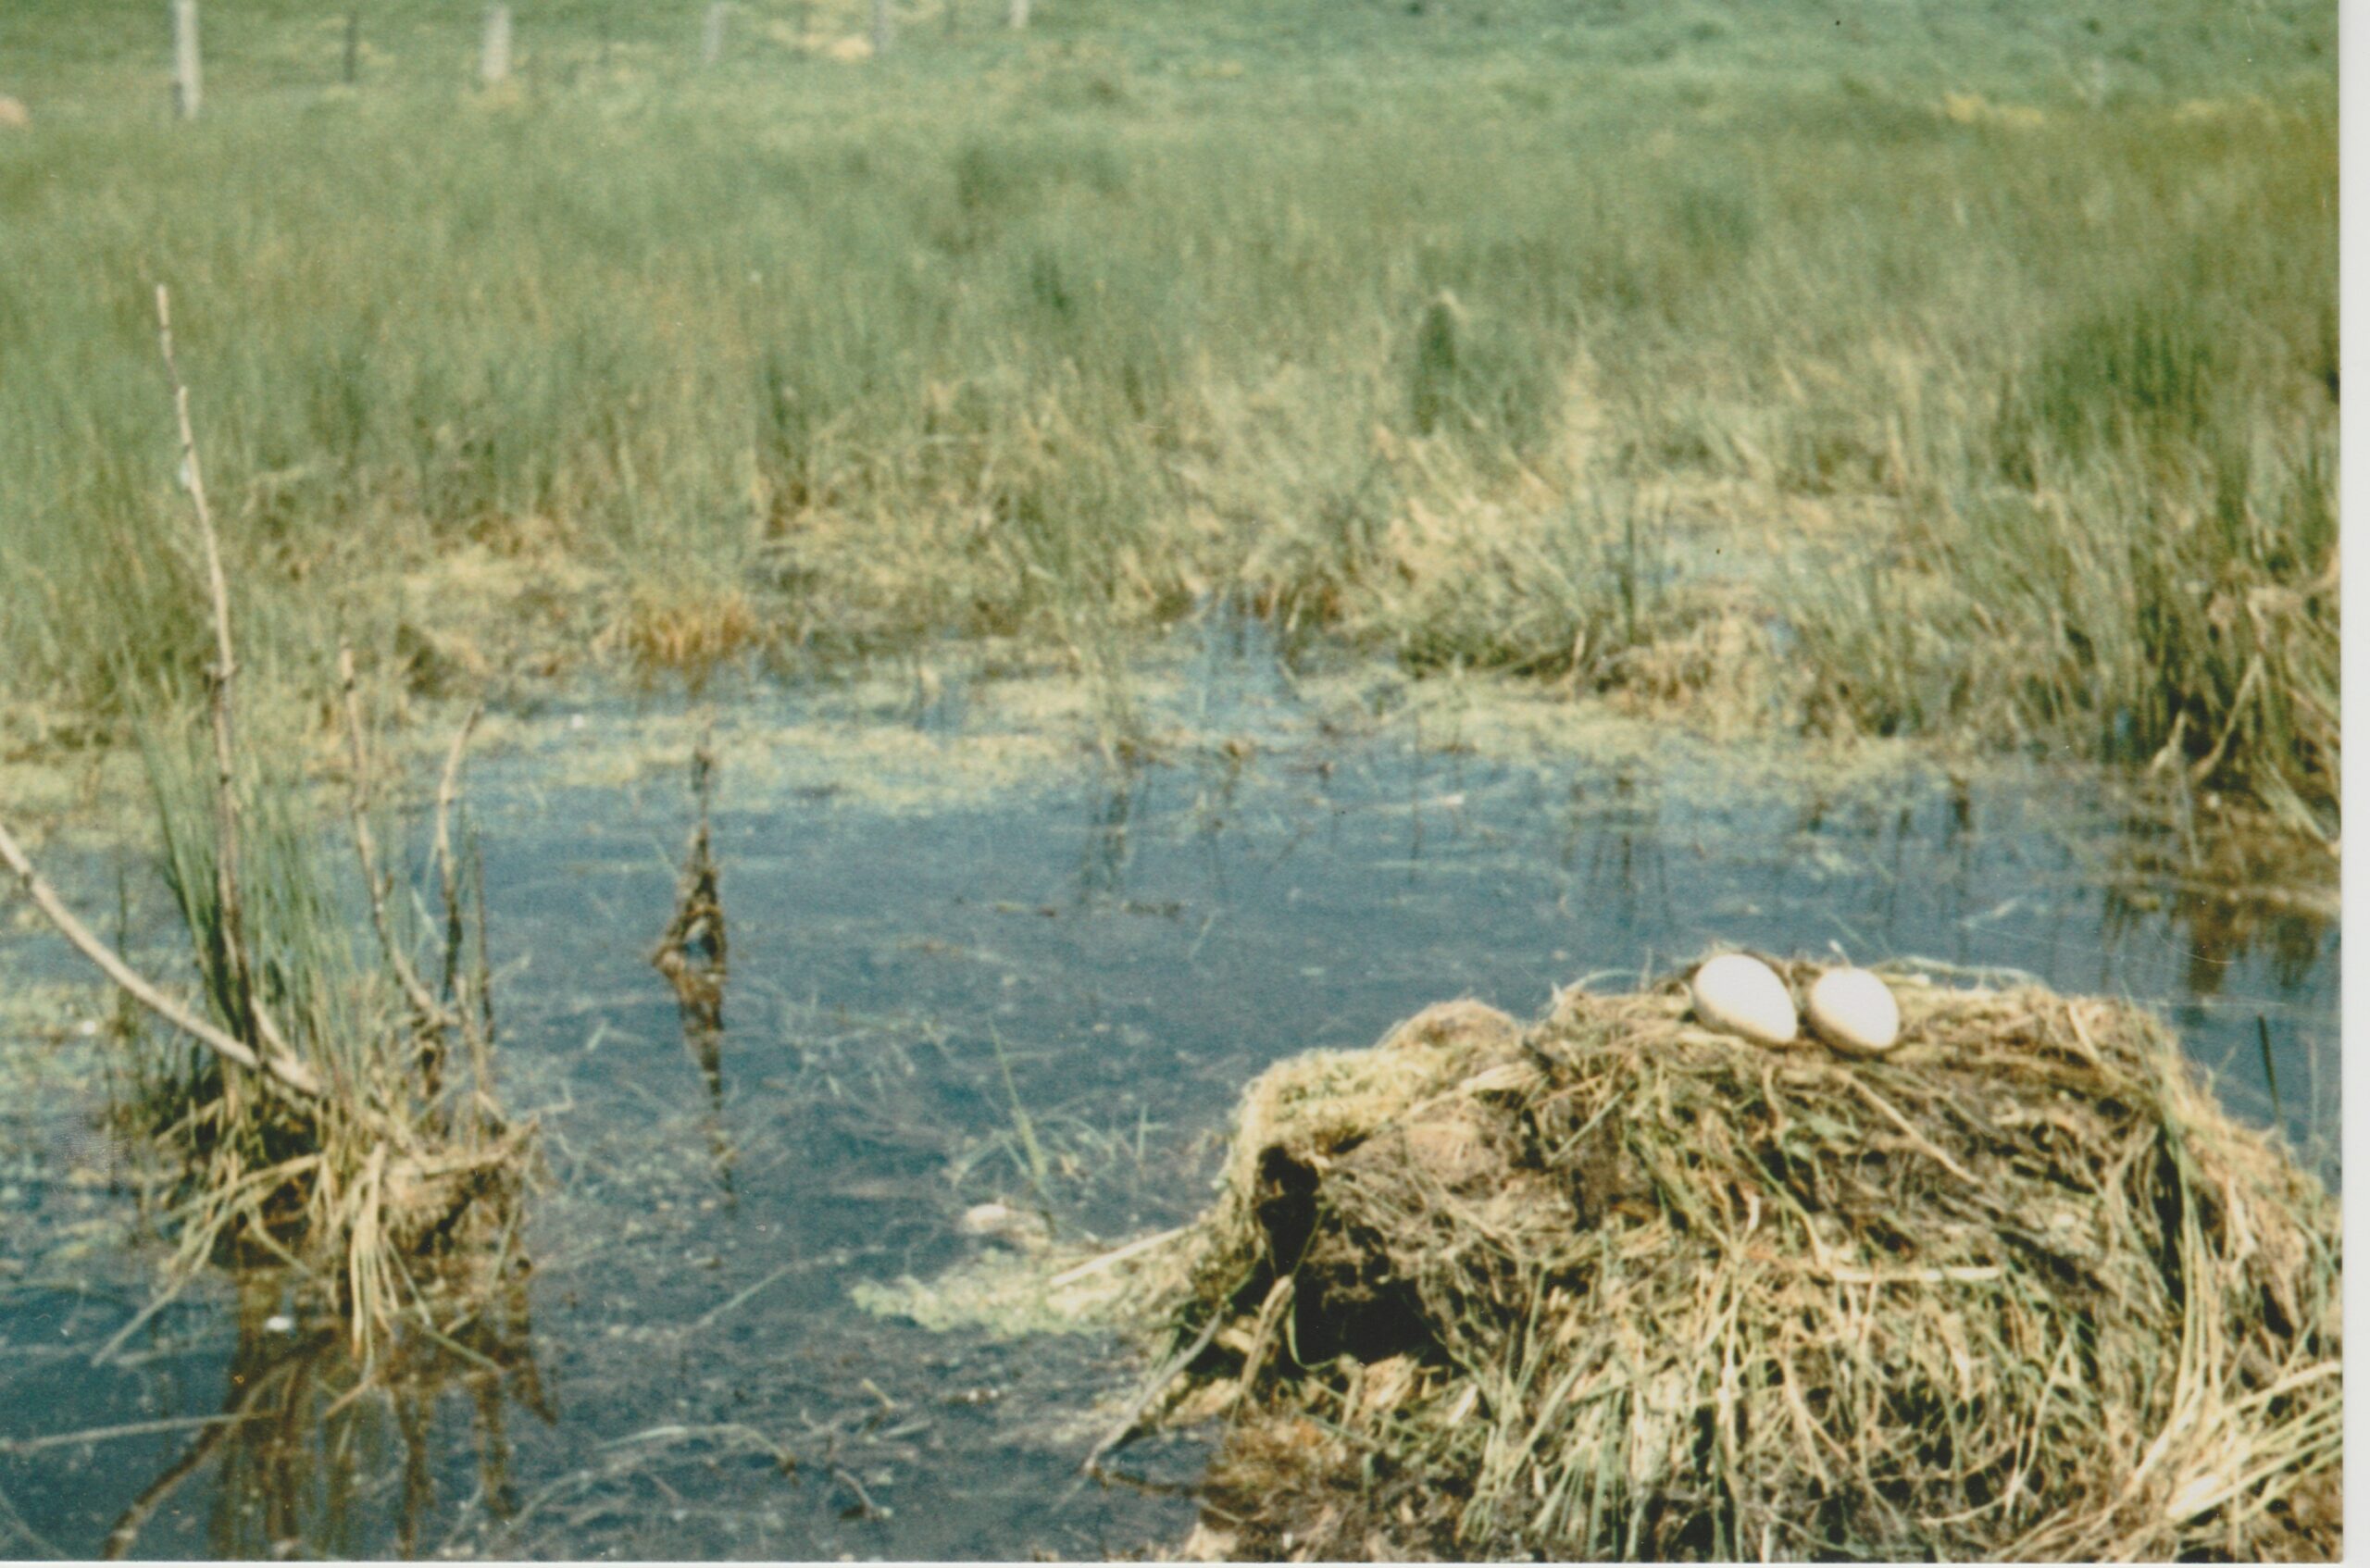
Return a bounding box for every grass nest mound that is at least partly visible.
[1147,967,2340,1561]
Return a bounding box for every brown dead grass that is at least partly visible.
[1142,971,2340,1561]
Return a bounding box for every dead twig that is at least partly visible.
[0,287,327,1102]
[1080,1295,1231,1475]
[157,284,265,1054]
[0,822,322,1100]
[1046,1224,1187,1288]
[432,703,483,1005]
[337,645,451,1036]
[1,1411,259,1458]
[830,1463,888,1520]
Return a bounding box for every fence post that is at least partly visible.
[1007,0,1029,29]
[870,0,892,56]
[343,8,362,84]
[702,2,730,65]
[479,4,512,88]
[171,0,202,119]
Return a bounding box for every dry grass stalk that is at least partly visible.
[644,729,732,1193]
[1141,971,2340,1561]
[338,648,446,1037]
[159,284,324,1097]
[651,733,727,987]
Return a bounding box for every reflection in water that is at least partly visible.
[1078,763,1138,904]
[1579,770,1673,954]
[652,735,733,1196]
[2102,880,2334,1002]
[2089,801,2340,997]
[103,1270,546,1561]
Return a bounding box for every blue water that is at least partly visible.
[0,657,2337,1559]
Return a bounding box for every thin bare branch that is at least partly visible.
[156,283,263,1052]
[3,1412,257,1458]
[337,645,450,1032]
[0,818,322,1100]
[432,703,482,1002]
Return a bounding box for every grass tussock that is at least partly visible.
[121,700,531,1361]
[1141,976,2339,1561]
[605,581,766,692]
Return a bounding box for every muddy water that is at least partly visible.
[0,662,2337,1560]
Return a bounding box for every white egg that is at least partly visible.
[1689,953,1798,1045]
[1806,967,1902,1055]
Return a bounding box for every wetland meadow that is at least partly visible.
[0,0,2341,1559]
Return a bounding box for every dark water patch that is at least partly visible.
[0,664,2336,1559]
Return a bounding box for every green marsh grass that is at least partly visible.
[0,0,2337,826]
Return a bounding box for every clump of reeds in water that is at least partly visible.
[0,289,530,1362]
[119,670,530,1358]
[1134,969,2340,1561]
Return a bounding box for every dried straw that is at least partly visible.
[1143,969,2340,1561]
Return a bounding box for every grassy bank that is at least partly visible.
[0,0,2337,831]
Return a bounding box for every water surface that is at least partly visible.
[0,657,2337,1560]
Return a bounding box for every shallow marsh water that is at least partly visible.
[0,647,2338,1561]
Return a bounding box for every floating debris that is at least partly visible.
[958,1201,1052,1251]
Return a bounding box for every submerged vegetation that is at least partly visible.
[1130,976,2340,1560]
[0,0,2338,834]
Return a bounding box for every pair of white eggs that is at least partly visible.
[1689,953,1901,1055]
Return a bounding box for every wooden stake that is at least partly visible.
[1007,0,1029,30]
[479,4,512,88]
[343,8,362,84]
[870,0,892,56]
[171,0,202,118]
[702,1,729,66]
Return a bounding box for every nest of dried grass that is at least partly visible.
[1146,968,2340,1561]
